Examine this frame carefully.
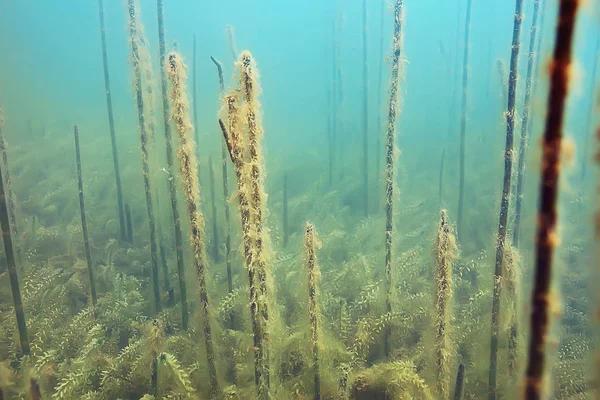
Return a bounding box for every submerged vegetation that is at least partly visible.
[0,0,597,399]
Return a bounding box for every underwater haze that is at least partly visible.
[0,0,599,399]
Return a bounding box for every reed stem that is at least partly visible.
[125,203,133,243]
[524,1,579,398]
[208,156,219,261]
[454,364,465,400]
[489,1,524,398]
[74,125,98,314]
[156,0,187,329]
[304,222,321,400]
[0,109,20,264]
[97,0,126,242]
[383,0,403,359]
[127,0,161,314]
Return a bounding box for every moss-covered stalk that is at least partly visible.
[167,52,219,398]
[434,210,458,399]
[156,0,188,329]
[211,55,234,330]
[489,1,524,397]
[73,125,98,313]
[220,99,266,396]
[383,0,403,359]
[0,119,29,355]
[524,1,579,398]
[127,0,161,314]
[239,51,271,395]
[304,222,321,400]
[0,109,20,263]
[457,0,473,242]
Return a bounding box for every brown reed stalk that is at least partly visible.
[512,0,542,247]
[97,0,127,242]
[127,0,161,314]
[383,0,403,359]
[238,51,271,397]
[304,222,321,400]
[457,0,473,243]
[524,1,579,398]
[208,156,219,261]
[0,122,29,355]
[73,125,98,314]
[167,52,219,398]
[0,109,20,264]
[489,1,524,398]
[220,100,266,396]
[361,0,369,216]
[156,0,188,329]
[211,55,234,330]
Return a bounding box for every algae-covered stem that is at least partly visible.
[524,1,579,398]
[167,52,219,398]
[0,109,20,264]
[208,156,219,261]
[73,125,98,314]
[211,56,234,330]
[156,0,188,329]
[0,120,29,355]
[361,0,369,216]
[383,0,403,359]
[97,0,126,242]
[239,51,272,397]
[488,1,524,398]
[127,0,161,314]
[305,222,321,400]
[457,0,473,243]
[512,0,542,248]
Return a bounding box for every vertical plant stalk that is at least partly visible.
[512,0,541,248]
[457,0,473,243]
[167,52,219,398]
[98,0,126,242]
[434,210,458,399]
[0,109,20,264]
[74,125,98,313]
[524,1,579,398]
[210,55,234,330]
[125,204,133,243]
[488,1,524,398]
[0,124,29,355]
[505,246,520,376]
[454,364,465,400]
[305,222,321,400]
[239,51,271,397]
[283,173,289,247]
[361,0,369,216]
[383,0,403,359]
[157,0,188,329]
[220,100,265,396]
[127,0,161,314]
[208,156,220,261]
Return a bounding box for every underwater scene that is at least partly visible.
[0,0,598,399]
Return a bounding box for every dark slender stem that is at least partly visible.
[98,0,126,242]
[283,173,289,247]
[74,125,98,314]
[361,0,369,217]
[454,364,465,400]
[384,0,403,359]
[157,0,187,329]
[0,123,29,355]
[127,0,161,314]
[457,0,473,243]
[525,1,579,398]
[513,0,542,248]
[305,223,320,400]
[208,156,219,261]
[0,109,21,264]
[488,1,524,398]
[125,203,133,243]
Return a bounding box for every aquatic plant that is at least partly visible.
[349,361,433,400]
[383,0,403,359]
[208,156,220,261]
[453,363,465,400]
[434,210,458,399]
[525,0,580,398]
[167,51,219,398]
[73,125,98,313]
[456,0,473,242]
[304,222,321,400]
[156,0,188,330]
[125,203,133,243]
[126,0,161,314]
[97,0,126,242]
[0,109,20,265]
